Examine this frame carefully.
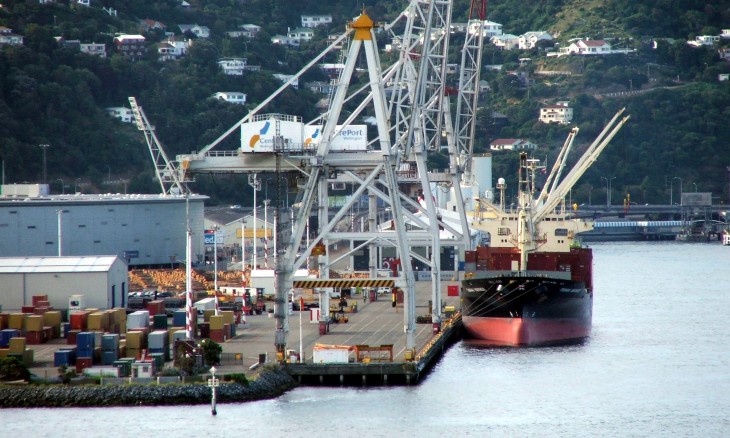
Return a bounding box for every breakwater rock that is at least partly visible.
[0,367,296,408]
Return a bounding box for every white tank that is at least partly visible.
[472,154,493,202]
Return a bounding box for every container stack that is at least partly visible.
[75,331,96,373]
[101,333,120,365]
[0,313,8,330]
[148,330,170,361]
[0,329,21,359]
[54,347,77,367]
[152,313,168,330]
[125,330,146,359]
[221,310,236,339]
[208,315,225,343]
[146,300,165,316]
[8,313,25,333]
[42,310,62,340]
[68,310,90,345]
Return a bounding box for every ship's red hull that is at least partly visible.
[462,315,591,346]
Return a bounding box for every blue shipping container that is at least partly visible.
[0,329,21,348]
[76,332,96,350]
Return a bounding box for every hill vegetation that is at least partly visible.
[1,0,729,205]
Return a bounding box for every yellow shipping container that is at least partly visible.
[8,313,25,331]
[209,315,224,330]
[125,331,143,349]
[87,312,110,331]
[221,311,234,325]
[8,337,26,353]
[125,347,140,359]
[203,309,215,322]
[42,310,62,328]
[25,315,44,332]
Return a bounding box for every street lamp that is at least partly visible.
[692,182,698,193]
[74,178,82,193]
[212,225,220,315]
[600,176,615,207]
[248,174,261,270]
[672,177,683,205]
[39,144,50,184]
[56,179,65,195]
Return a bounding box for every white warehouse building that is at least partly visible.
[0,189,208,267]
[0,256,129,312]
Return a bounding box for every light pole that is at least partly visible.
[56,210,63,256]
[248,174,261,269]
[263,199,270,268]
[74,178,81,193]
[212,225,219,315]
[39,144,50,184]
[692,182,698,192]
[56,179,65,195]
[672,177,683,205]
[600,177,615,206]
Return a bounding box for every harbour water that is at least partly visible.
[4,242,729,437]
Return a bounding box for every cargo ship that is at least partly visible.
[461,110,629,346]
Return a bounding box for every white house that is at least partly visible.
[467,20,502,38]
[301,14,332,28]
[721,29,730,39]
[305,81,334,94]
[539,102,573,125]
[566,39,611,55]
[212,92,247,105]
[288,27,315,43]
[719,47,730,60]
[179,24,210,38]
[218,58,248,75]
[491,34,519,50]
[271,34,298,46]
[80,43,106,58]
[272,73,299,89]
[518,31,553,50]
[687,35,720,47]
[106,107,134,123]
[0,26,23,46]
[227,24,261,38]
[489,138,537,151]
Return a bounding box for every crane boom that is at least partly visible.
[128,96,187,195]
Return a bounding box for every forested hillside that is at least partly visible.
[1,0,729,204]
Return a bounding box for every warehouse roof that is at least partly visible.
[0,256,122,273]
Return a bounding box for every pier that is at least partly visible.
[221,280,462,385]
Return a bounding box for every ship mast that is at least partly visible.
[516,152,544,271]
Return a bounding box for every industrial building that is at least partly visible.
[0,256,128,312]
[0,185,207,267]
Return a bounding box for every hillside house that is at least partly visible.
[80,43,106,58]
[539,102,573,125]
[491,34,519,50]
[301,14,332,28]
[566,39,611,55]
[489,138,537,151]
[0,26,23,46]
[227,24,261,38]
[271,34,298,46]
[113,34,146,60]
[272,74,299,89]
[687,35,720,47]
[140,19,166,32]
[106,107,134,123]
[305,81,334,94]
[212,92,247,105]
[721,29,730,39]
[468,20,502,38]
[719,47,730,61]
[218,58,248,75]
[158,36,190,60]
[179,24,210,38]
[288,27,315,43]
[519,31,553,49]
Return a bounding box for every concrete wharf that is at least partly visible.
[27,281,463,386]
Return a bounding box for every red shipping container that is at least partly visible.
[0,313,8,330]
[67,329,80,345]
[145,300,165,316]
[209,329,225,343]
[22,306,35,314]
[69,312,88,330]
[76,357,93,374]
[32,295,48,306]
[447,285,459,297]
[26,330,44,345]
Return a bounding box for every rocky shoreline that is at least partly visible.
[0,367,296,408]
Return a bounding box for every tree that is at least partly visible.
[0,357,31,382]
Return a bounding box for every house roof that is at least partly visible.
[490,138,522,145]
[580,39,608,47]
[542,104,570,109]
[0,256,121,273]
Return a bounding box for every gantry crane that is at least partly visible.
[173,3,470,357]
